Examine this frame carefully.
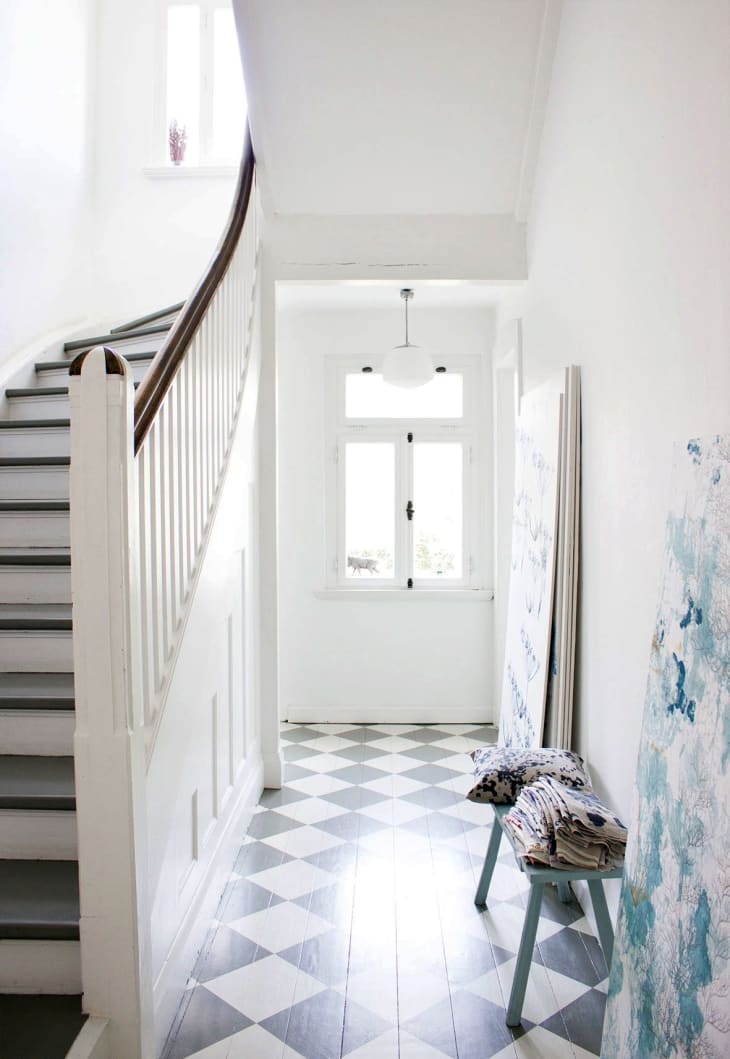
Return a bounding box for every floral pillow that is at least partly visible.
[467,746,591,804]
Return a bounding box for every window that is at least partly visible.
[327,357,483,590]
[162,0,247,167]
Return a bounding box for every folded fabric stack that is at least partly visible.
[503,775,627,871]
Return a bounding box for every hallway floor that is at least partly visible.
[164,724,609,1058]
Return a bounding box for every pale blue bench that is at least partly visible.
[474,803,623,1026]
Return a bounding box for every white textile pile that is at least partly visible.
[503,776,627,871]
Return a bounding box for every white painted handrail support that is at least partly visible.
[69,347,154,1059]
[136,194,258,743]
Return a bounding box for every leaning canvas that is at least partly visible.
[602,435,730,1059]
[498,382,561,748]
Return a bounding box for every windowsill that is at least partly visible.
[314,588,494,602]
[143,165,238,180]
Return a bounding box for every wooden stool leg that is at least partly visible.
[557,881,572,903]
[474,817,503,906]
[506,881,545,1026]
[587,879,615,969]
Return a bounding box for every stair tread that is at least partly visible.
[64,321,171,352]
[0,994,86,1059]
[0,860,79,939]
[0,755,75,810]
[0,456,70,467]
[110,301,184,333]
[0,672,74,710]
[0,548,70,565]
[0,419,70,430]
[6,384,139,398]
[6,387,69,398]
[0,604,72,630]
[0,501,70,512]
[36,350,155,372]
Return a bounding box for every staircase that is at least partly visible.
[0,303,182,1056]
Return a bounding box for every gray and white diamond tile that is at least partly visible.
[163,724,609,1058]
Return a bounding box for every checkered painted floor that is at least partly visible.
[163,724,609,1059]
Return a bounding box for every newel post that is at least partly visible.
[69,347,154,1058]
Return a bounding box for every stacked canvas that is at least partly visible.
[544,365,581,749]
[498,366,581,750]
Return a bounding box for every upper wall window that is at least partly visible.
[164,0,247,167]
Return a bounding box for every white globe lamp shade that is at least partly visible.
[381,343,434,388]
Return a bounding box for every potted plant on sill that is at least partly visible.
[169,120,187,166]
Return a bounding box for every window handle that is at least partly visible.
[406,500,414,521]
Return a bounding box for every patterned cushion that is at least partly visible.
[467,746,591,804]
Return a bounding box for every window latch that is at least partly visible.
[406,500,414,521]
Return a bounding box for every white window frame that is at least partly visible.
[152,0,244,169]
[325,355,483,592]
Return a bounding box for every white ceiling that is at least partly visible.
[236,0,558,218]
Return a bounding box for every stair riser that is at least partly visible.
[39,358,149,386]
[0,428,69,458]
[0,467,69,500]
[113,310,180,333]
[0,512,69,549]
[68,333,166,358]
[0,810,77,859]
[0,709,74,755]
[0,633,73,672]
[0,939,81,993]
[0,566,70,604]
[7,394,70,420]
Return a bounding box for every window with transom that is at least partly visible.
[326,357,483,590]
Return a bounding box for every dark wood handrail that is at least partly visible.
[133,127,256,453]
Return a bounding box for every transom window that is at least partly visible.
[327,357,482,590]
[162,0,247,167]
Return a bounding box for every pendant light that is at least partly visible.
[381,288,434,388]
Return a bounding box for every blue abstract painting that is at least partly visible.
[602,435,730,1059]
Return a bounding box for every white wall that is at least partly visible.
[145,289,264,1049]
[0,0,95,363]
[277,302,495,723]
[520,0,730,834]
[90,0,239,324]
[0,0,242,361]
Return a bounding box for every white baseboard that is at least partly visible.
[153,747,264,1057]
[285,706,494,725]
